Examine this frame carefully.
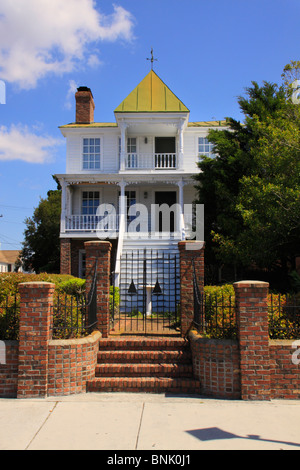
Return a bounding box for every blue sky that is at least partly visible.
[0,0,299,251]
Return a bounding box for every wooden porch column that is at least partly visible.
[119,122,128,171]
[177,179,185,240]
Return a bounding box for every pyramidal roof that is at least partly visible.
[114,70,189,113]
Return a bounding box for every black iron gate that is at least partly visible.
[111,249,180,335]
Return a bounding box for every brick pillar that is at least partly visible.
[17,282,55,398]
[234,281,270,400]
[84,241,111,338]
[178,241,205,337]
[60,238,71,275]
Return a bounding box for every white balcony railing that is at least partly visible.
[125,153,177,170]
[65,214,119,232]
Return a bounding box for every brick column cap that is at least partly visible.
[178,240,205,251]
[18,282,55,289]
[234,280,269,288]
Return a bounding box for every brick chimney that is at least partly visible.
[75,86,95,124]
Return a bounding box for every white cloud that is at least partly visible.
[0,124,63,163]
[64,79,79,110]
[0,0,135,89]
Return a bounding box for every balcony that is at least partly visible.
[65,215,119,233]
[125,153,177,170]
[63,212,182,237]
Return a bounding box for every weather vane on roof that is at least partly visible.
[147,48,158,70]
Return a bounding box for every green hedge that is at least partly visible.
[0,273,120,340]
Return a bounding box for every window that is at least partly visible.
[126,191,136,222]
[127,137,137,168]
[198,137,216,159]
[83,138,101,170]
[118,190,136,224]
[82,191,100,215]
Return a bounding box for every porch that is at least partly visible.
[59,176,196,239]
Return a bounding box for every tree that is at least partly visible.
[235,86,300,273]
[21,179,61,273]
[194,79,286,278]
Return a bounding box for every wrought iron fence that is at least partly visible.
[268,293,300,339]
[52,260,98,339]
[193,266,300,341]
[0,283,98,341]
[192,260,237,339]
[0,295,20,340]
[52,293,88,339]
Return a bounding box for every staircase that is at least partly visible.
[116,236,180,289]
[87,336,201,394]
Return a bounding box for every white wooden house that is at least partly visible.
[56,69,226,283]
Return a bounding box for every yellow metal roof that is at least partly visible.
[114,70,189,113]
[188,120,227,127]
[59,123,117,128]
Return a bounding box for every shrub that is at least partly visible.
[110,285,120,316]
[57,278,86,297]
[0,273,86,340]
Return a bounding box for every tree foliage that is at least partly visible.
[194,61,300,286]
[21,184,61,273]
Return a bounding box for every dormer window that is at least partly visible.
[82,138,101,170]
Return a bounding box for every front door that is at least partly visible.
[155,191,177,233]
[155,137,176,154]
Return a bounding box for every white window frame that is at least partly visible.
[127,137,138,168]
[198,136,216,159]
[81,136,102,171]
[81,189,101,215]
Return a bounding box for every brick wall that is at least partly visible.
[0,282,101,398]
[178,241,205,337]
[60,238,71,275]
[234,281,271,400]
[1,259,300,399]
[0,341,18,397]
[269,340,300,399]
[183,259,300,400]
[189,331,240,399]
[85,241,112,338]
[48,331,101,396]
[17,282,55,398]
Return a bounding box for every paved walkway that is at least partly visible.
[0,393,300,451]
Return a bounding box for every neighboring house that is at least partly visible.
[0,250,22,273]
[56,69,226,282]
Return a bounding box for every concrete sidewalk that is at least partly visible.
[0,393,300,451]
